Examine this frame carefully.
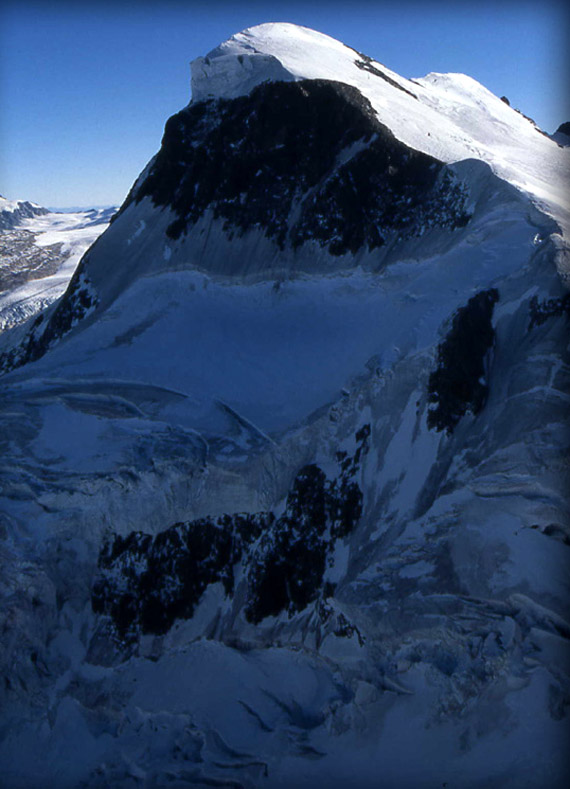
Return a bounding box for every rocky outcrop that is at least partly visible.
[528,292,570,328]
[427,289,499,433]
[91,426,368,646]
[128,80,470,253]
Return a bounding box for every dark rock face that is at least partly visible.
[528,293,570,328]
[244,465,330,624]
[128,79,470,254]
[556,122,570,136]
[427,289,499,433]
[92,512,274,639]
[91,426,370,642]
[244,450,365,623]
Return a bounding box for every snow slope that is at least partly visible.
[0,23,569,789]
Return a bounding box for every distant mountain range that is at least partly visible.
[0,199,115,330]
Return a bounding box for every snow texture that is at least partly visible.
[0,22,569,789]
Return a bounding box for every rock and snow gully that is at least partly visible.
[0,22,569,789]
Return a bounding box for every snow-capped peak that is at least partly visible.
[190,22,569,257]
[0,195,45,214]
[190,22,412,103]
[0,195,49,231]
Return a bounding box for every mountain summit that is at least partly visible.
[190,23,569,233]
[2,24,568,377]
[0,24,569,789]
[0,194,48,230]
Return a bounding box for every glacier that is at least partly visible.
[0,22,568,789]
[0,201,114,331]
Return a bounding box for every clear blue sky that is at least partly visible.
[1,0,568,208]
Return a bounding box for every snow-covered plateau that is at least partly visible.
[0,23,569,789]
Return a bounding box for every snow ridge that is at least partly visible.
[191,23,570,256]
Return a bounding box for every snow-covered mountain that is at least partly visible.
[0,201,115,330]
[0,23,569,788]
[0,195,49,229]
